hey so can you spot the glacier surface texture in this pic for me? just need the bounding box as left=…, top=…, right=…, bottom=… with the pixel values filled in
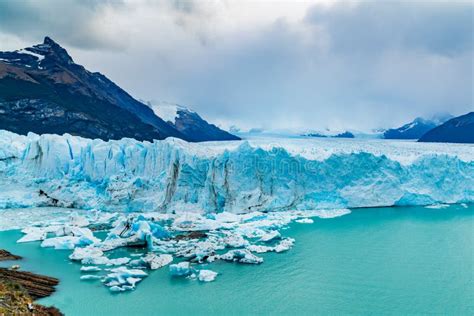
left=0, top=130, right=473, bottom=212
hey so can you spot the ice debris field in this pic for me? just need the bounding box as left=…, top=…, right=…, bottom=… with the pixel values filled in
left=0, top=130, right=473, bottom=292
left=6, top=208, right=348, bottom=291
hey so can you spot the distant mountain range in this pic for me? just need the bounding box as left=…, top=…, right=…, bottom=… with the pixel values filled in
left=418, top=112, right=474, bottom=143
left=383, top=114, right=452, bottom=140
left=232, top=127, right=382, bottom=140
left=0, top=37, right=238, bottom=142
left=146, top=101, right=240, bottom=142
left=233, top=111, right=473, bottom=144
left=302, top=131, right=354, bottom=139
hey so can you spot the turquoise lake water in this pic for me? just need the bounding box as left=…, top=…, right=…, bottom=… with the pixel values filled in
left=1, top=205, right=473, bottom=315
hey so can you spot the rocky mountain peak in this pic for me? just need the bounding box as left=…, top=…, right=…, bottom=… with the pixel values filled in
left=39, top=36, right=74, bottom=65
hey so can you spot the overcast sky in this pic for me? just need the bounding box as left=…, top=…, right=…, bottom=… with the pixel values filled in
left=0, top=0, right=472, bottom=131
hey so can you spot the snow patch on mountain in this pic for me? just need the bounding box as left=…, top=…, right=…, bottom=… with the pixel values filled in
left=16, top=48, right=45, bottom=62
left=147, top=101, right=195, bottom=124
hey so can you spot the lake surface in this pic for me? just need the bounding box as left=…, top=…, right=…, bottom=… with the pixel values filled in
left=1, top=205, right=473, bottom=315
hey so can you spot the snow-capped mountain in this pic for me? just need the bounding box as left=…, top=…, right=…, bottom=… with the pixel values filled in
left=418, top=112, right=474, bottom=144
left=383, top=114, right=452, bottom=140
left=0, top=37, right=185, bottom=141
left=146, top=101, right=240, bottom=142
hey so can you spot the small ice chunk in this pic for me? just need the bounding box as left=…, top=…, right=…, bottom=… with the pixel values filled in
left=70, top=246, right=103, bottom=261
left=80, top=266, right=102, bottom=272
left=17, top=227, right=48, bottom=243
left=81, top=256, right=110, bottom=265
left=105, top=267, right=147, bottom=291
left=142, top=253, right=173, bottom=270
left=198, top=269, right=218, bottom=282
left=259, top=230, right=281, bottom=242
left=106, top=257, right=131, bottom=266
left=41, top=236, right=79, bottom=250
left=122, top=285, right=135, bottom=291
left=295, top=218, right=314, bottom=224
left=126, top=277, right=142, bottom=287
left=105, top=280, right=121, bottom=287
left=219, top=249, right=263, bottom=264
left=41, top=232, right=98, bottom=249
left=80, top=275, right=102, bottom=280
left=425, top=204, right=450, bottom=209
left=109, top=286, right=125, bottom=292
left=169, top=262, right=193, bottom=276
left=223, top=233, right=249, bottom=248
left=274, top=238, right=295, bottom=253
left=54, top=226, right=96, bottom=240
left=109, top=267, right=148, bottom=278
left=247, top=245, right=274, bottom=253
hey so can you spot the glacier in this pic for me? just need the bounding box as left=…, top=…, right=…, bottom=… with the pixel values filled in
left=0, top=130, right=473, bottom=212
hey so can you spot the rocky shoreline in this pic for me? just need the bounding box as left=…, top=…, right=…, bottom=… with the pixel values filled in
left=0, top=249, right=22, bottom=261
left=0, top=249, right=62, bottom=315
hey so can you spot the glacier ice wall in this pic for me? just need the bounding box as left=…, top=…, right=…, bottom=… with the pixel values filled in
left=0, top=130, right=473, bottom=212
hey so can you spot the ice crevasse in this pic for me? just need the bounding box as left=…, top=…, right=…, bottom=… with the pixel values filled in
left=0, top=130, right=473, bottom=212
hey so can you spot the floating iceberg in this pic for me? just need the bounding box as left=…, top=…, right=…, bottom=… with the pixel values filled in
left=0, top=130, right=472, bottom=213
left=70, top=246, right=104, bottom=261
left=198, top=269, right=218, bottom=282
left=142, top=253, right=173, bottom=270
left=17, top=227, right=50, bottom=243
left=246, top=238, right=295, bottom=254
left=80, top=266, right=102, bottom=272
left=259, top=230, right=281, bottom=242
left=169, top=262, right=194, bottom=277
left=295, top=218, right=314, bottom=224
left=104, top=267, right=147, bottom=291
left=219, top=249, right=263, bottom=264
left=80, top=275, right=103, bottom=281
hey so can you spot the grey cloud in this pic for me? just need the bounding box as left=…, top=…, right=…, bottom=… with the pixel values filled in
left=0, top=0, right=125, bottom=49
left=305, top=1, right=473, bottom=56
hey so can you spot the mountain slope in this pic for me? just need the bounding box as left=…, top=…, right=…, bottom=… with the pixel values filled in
left=418, top=112, right=474, bottom=144
left=383, top=115, right=451, bottom=140
left=0, top=37, right=185, bottom=141
left=147, top=101, right=240, bottom=142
